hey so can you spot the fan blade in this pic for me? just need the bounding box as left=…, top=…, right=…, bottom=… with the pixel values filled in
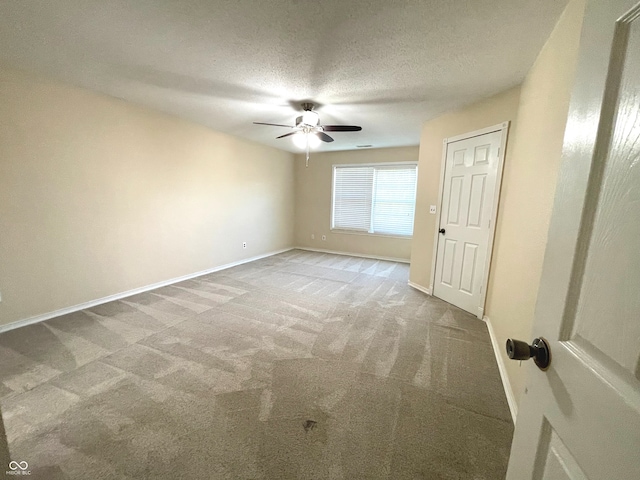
left=253, top=122, right=294, bottom=128
left=321, top=125, right=362, bottom=132
left=276, top=132, right=297, bottom=139
left=316, top=132, right=334, bottom=143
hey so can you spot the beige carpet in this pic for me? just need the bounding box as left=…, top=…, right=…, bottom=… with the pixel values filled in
left=0, top=249, right=513, bottom=479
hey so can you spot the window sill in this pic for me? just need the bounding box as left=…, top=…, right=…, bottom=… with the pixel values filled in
left=330, top=229, right=413, bottom=240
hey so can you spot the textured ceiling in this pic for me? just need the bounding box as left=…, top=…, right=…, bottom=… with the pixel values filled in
left=0, top=0, right=568, bottom=153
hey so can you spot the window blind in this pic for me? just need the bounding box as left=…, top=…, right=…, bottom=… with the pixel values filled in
left=332, top=164, right=417, bottom=236
left=372, top=166, right=417, bottom=236
left=332, top=166, right=374, bottom=232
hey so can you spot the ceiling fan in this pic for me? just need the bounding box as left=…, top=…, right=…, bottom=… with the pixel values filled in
left=254, top=102, right=362, bottom=166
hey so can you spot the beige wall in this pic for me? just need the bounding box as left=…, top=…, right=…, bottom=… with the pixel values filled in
left=409, top=0, right=585, bottom=411
left=0, top=68, right=295, bottom=327
left=294, top=147, right=419, bottom=261
left=409, top=87, right=522, bottom=288
left=485, top=0, right=585, bottom=408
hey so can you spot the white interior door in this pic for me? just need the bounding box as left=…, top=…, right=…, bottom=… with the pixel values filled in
left=507, top=0, right=640, bottom=478
left=433, top=129, right=504, bottom=317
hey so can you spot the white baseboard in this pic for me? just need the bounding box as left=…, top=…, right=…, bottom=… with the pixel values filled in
left=483, top=315, right=518, bottom=424
left=295, top=247, right=410, bottom=264
left=407, top=281, right=432, bottom=295
left=0, top=247, right=294, bottom=335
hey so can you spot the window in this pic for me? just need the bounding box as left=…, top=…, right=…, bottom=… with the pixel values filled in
left=331, top=163, right=418, bottom=236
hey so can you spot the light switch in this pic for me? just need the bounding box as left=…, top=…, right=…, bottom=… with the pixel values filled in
left=429, top=205, right=437, bottom=214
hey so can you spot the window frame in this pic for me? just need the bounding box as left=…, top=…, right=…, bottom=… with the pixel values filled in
left=330, top=161, right=418, bottom=239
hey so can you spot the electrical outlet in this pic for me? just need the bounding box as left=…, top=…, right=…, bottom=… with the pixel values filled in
left=429, top=205, right=437, bottom=214
left=321, top=235, right=326, bottom=241
left=311, top=234, right=315, bottom=240
left=242, top=242, right=247, bottom=249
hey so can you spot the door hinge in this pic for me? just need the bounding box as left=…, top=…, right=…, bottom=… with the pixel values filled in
left=497, top=147, right=501, bottom=157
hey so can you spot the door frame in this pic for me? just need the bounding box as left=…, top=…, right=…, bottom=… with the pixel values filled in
left=429, top=122, right=510, bottom=319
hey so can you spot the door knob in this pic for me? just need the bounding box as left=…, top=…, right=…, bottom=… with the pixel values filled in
left=505, top=337, right=551, bottom=370
left=439, top=228, right=446, bottom=234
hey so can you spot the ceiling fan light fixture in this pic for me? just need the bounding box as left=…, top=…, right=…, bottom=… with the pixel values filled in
left=292, top=132, right=308, bottom=149
left=292, top=131, right=321, bottom=149
left=253, top=103, right=362, bottom=166
left=301, top=110, right=319, bottom=126
left=307, top=133, right=321, bottom=148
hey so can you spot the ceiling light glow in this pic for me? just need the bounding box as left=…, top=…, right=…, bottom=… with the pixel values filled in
left=292, top=132, right=307, bottom=149
left=308, top=133, right=321, bottom=148
left=292, top=131, right=321, bottom=149
left=302, top=111, right=319, bottom=126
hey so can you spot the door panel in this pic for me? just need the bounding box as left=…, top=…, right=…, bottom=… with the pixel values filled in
left=570, top=13, right=640, bottom=375
left=473, top=144, right=491, bottom=165
left=459, top=243, right=478, bottom=294
left=433, top=130, right=504, bottom=315
left=507, top=1, right=640, bottom=478
left=447, top=176, right=464, bottom=225
left=467, top=174, right=487, bottom=228
left=537, top=423, right=588, bottom=480
left=440, top=239, right=457, bottom=286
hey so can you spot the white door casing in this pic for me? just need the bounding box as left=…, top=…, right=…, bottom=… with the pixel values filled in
left=507, top=1, right=640, bottom=479
left=433, top=125, right=507, bottom=318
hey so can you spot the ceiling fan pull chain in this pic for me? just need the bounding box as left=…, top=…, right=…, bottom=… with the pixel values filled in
left=306, top=138, right=310, bottom=167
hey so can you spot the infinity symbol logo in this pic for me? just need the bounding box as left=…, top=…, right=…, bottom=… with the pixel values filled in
left=8, top=461, right=28, bottom=471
